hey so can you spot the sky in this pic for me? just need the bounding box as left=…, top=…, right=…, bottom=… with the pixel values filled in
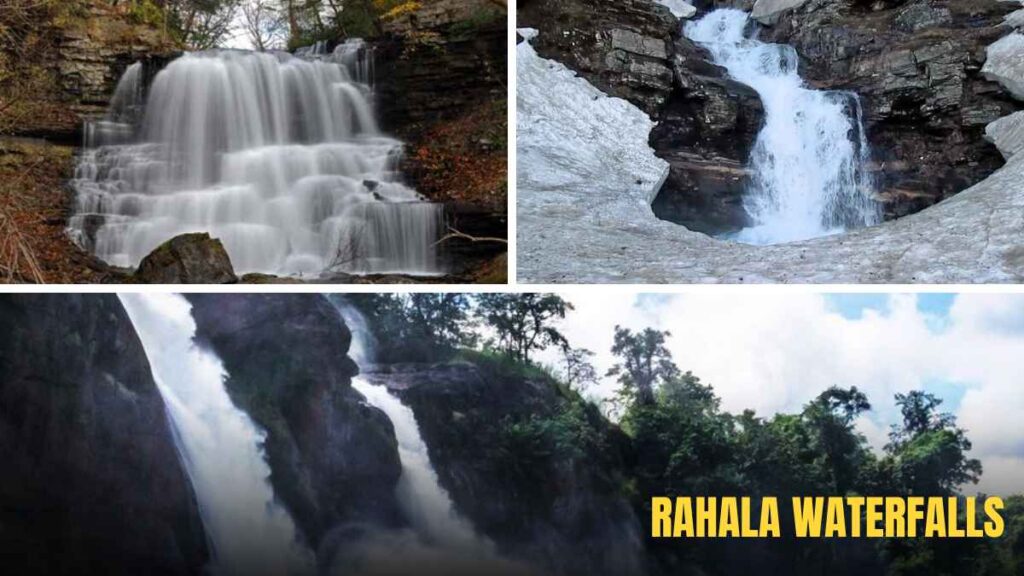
left=533, top=292, right=1024, bottom=496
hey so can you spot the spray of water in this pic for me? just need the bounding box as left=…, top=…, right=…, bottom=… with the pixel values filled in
left=331, top=299, right=493, bottom=555
left=72, top=43, right=443, bottom=277
left=120, top=293, right=314, bottom=576
left=685, top=9, right=880, bottom=245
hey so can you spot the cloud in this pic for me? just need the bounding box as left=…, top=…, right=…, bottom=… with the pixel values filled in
left=536, top=293, right=1024, bottom=496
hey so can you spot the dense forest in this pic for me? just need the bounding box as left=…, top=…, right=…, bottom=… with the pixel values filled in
left=349, top=293, right=1024, bottom=576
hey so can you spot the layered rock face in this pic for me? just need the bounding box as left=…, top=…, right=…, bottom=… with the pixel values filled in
left=518, top=0, right=679, bottom=115
left=650, top=36, right=764, bottom=234
left=184, top=295, right=403, bottom=546
left=365, top=360, right=644, bottom=576
left=0, top=1, right=175, bottom=141
left=759, top=0, right=1019, bottom=218
left=0, top=294, right=208, bottom=576
left=519, top=0, right=765, bottom=235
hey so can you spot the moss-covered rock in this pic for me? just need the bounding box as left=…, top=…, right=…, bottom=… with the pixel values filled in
left=133, top=233, right=238, bottom=284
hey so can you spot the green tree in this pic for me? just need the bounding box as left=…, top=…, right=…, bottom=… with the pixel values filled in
left=477, top=294, right=573, bottom=364
left=560, top=346, right=598, bottom=393
left=884, top=391, right=982, bottom=494
left=607, top=326, right=678, bottom=407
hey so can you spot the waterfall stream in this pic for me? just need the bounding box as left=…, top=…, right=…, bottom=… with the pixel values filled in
left=686, top=9, right=880, bottom=245
left=332, top=300, right=492, bottom=554
left=120, top=293, right=314, bottom=576
left=72, top=42, right=443, bottom=278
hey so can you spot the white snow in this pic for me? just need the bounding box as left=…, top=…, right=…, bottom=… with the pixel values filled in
left=983, top=33, right=1024, bottom=101
left=986, top=111, right=1024, bottom=161
left=655, top=0, right=697, bottom=19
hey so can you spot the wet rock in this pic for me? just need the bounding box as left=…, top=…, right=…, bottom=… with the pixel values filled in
left=185, top=295, right=404, bottom=545
left=650, top=36, right=764, bottom=235
left=133, top=233, right=238, bottom=284
left=518, top=0, right=678, bottom=115
left=0, top=294, right=209, bottom=576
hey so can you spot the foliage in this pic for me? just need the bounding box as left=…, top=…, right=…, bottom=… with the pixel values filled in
left=342, top=293, right=475, bottom=363
left=477, top=293, right=573, bottom=364
left=407, top=98, right=507, bottom=208
left=607, top=326, right=678, bottom=407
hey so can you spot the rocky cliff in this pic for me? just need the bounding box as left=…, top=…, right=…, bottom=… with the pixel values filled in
left=0, top=294, right=208, bottom=576
left=365, top=357, right=645, bottom=576
left=759, top=0, right=1019, bottom=218
left=0, top=1, right=176, bottom=141
left=184, top=294, right=404, bottom=547
left=519, top=0, right=1021, bottom=234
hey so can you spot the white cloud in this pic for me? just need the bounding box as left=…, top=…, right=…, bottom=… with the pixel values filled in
left=536, top=293, right=1024, bottom=496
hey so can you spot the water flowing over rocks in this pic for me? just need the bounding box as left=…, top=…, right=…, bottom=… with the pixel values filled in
left=518, top=17, right=1024, bottom=282
left=363, top=361, right=645, bottom=576
left=184, top=294, right=403, bottom=545
left=0, top=294, right=208, bottom=575
left=518, top=0, right=1024, bottom=282
left=758, top=0, right=1019, bottom=219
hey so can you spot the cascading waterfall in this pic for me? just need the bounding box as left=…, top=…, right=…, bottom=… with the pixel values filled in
left=120, top=293, right=315, bottom=576
left=332, top=299, right=493, bottom=555
left=71, top=41, right=443, bottom=277
left=686, top=9, right=880, bottom=245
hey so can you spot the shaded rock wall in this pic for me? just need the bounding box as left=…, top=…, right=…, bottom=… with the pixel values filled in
left=0, top=294, right=208, bottom=576
left=366, top=360, right=644, bottom=576
left=184, top=295, right=403, bottom=546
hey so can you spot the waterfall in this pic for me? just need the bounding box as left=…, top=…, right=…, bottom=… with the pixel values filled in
left=71, top=46, right=443, bottom=278
left=332, top=299, right=493, bottom=554
left=686, top=9, right=880, bottom=245
left=120, top=293, right=315, bottom=576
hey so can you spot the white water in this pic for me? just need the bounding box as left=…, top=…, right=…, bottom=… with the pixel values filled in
left=686, top=9, right=880, bottom=245
left=120, top=293, right=314, bottom=576
left=332, top=300, right=492, bottom=554
left=71, top=42, right=443, bottom=277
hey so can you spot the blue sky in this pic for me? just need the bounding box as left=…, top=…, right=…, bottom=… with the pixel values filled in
left=543, top=293, right=1024, bottom=495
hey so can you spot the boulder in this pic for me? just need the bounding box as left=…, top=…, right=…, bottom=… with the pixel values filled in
left=751, top=0, right=811, bottom=25
left=133, top=233, right=238, bottom=284
left=0, top=294, right=209, bottom=575
left=184, top=295, right=403, bottom=545
left=983, top=32, right=1024, bottom=100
